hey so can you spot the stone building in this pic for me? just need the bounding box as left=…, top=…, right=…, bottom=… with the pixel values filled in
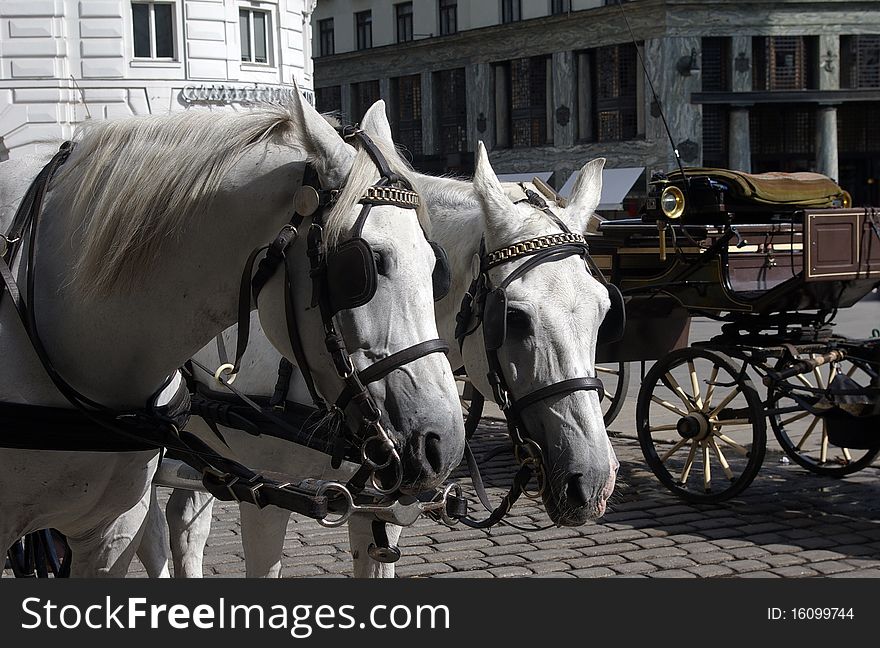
left=0, top=0, right=316, bottom=160
left=312, top=0, right=880, bottom=207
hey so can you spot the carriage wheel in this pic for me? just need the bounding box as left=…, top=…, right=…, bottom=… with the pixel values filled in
left=768, top=356, right=880, bottom=477
left=597, top=362, right=630, bottom=427
left=636, top=348, right=766, bottom=503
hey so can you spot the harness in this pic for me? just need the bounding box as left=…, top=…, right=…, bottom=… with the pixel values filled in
left=452, top=184, right=626, bottom=528
left=0, top=135, right=466, bottom=531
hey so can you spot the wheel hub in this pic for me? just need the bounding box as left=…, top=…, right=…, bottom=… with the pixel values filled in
left=677, top=413, right=710, bottom=440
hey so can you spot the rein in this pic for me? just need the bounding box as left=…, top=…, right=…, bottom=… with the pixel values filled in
left=0, top=139, right=467, bottom=533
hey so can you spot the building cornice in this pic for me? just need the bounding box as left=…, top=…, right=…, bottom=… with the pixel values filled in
left=314, top=0, right=880, bottom=87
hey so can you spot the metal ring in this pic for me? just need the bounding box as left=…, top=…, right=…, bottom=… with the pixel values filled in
left=439, top=482, right=463, bottom=527
left=315, top=481, right=355, bottom=528
left=213, top=363, right=237, bottom=385
left=370, top=456, right=403, bottom=495
left=361, top=435, right=396, bottom=471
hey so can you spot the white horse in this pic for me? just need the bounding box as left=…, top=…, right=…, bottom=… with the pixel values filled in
left=0, top=88, right=464, bottom=577
left=141, top=100, right=618, bottom=578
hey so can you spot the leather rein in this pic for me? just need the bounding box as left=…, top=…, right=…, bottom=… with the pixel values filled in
left=0, top=137, right=467, bottom=529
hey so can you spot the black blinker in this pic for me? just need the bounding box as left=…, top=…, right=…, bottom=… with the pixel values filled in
left=483, top=288, right=508, bottom=351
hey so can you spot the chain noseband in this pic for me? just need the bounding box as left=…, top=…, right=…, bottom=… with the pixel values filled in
left=453, top=192, right=609, bottom=525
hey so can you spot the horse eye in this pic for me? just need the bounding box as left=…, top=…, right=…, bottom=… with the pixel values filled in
left=373, top=251, right=386, bottom=275
left=507, top=307, right=531, bottom=333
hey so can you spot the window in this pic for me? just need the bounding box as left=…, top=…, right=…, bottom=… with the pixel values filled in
left=393, top=75, right=423, bottom=156
left=701, top=37, right=730, bottom=91
left=551, top=0, right=571, bottom=13
left=356, top=11, right=372, bottom=50
left=753, top=36, right=817, bottom=90
left=132, top=2, right=174, bottom=59
left=505, top=56, right=551, bottom=148
left=439, top=0, right=457, bottom=36
left=316, top=86, right=342, bottom=116
left=396, top=2, right=413, bottom=43
left=318, top=18, right=334, bottom=57
left=240, top=8, right=271, bottom=64
left=437, top=68, right=468, bottom=154
left=841, top=35, right=880, bottom=88
left=502, top=0, right=521, bottom=23
left=594, top=43, right=638, bottom=142
left=352, top=80, right=380, bottom=123
left=750, top=105, right=815, bottom=172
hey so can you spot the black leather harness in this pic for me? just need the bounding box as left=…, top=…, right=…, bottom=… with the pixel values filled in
left=452, top=187, right=625, bottom=529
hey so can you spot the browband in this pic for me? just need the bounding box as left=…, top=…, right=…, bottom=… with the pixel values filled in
left=486, top=232, right=588, bottom=268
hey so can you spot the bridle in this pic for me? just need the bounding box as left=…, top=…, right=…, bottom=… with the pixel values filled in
left=225, top=126, right=452, bottom=496
left=0, top=134, right=467, bottom=531
left=454, top=186, right=624, bottom=522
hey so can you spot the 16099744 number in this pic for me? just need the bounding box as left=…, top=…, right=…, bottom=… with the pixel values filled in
left=768, top=608, right=855, bottom=621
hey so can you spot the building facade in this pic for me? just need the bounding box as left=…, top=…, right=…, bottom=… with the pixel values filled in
left=312, top=0, right=880, bottom=207
left=0, top=0, right=316, bottom=159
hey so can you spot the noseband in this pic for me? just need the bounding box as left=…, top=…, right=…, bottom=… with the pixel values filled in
left=229, top=128, right=451, bottom=495
left=454, top=186, right=622, bottom=497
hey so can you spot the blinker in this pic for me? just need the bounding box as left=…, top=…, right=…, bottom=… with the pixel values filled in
left=294, top=185, right=321, bottom=217
left=483, top=288, right=508, bottom=351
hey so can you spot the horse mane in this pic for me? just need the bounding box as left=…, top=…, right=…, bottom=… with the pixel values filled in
left=50, top=104, right=304, bottom=297
left=323, top=135, right=430, bottom=248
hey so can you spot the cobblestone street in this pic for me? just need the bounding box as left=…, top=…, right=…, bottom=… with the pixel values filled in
left=132, top=418, right=880, bottom=578
left=127, top=301, right=880, bottom=578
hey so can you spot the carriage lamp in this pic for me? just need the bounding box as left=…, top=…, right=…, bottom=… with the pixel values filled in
left=842, top=190, right=852, bottom=208
left=660, top=185, right=686, bottom=219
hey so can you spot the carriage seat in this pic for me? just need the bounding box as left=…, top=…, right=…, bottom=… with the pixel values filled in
left=665, top=168, right=846, bottom=207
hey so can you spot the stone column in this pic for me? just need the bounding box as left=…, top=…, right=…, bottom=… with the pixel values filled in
left=816, top=34, right=840, bottom=180
left=421, top=71, right=436, bottom=156
left=816, top=105, right=839, bottom=180
left=552, top=51, right=576, bottom=149
left=728, top=107, right=751, bottom=172
left=466, top=62, right=494, bottom=151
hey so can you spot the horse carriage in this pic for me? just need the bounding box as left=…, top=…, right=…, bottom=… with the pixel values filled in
left=3, top=84, right=878, bottom=576
left=464, top=166, right=880, bottom=504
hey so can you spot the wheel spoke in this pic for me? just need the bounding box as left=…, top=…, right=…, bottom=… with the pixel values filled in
left=820, top=420, right=829, bottom=463
left=651, top=395, right=689, bottom=418
left=846, top=363, right=859, bottom=378
left=665, top=372, right=694, bottom=411
left=713, top=431, right=750, bottom=456
left=842, top=447, right=853, bottom=463
left=649, top=424, right=680, bottom=433
left=795, top=416, right=820, bottom=450
left=596, top=365, right=620, bottom=376
left=703, top=365, right=720, bottom=412
left=687, top=360, right=704, bottom=410
left=795, top=372, right=814, bottom=389
left=707, top=387, right=742, bottom=419
left=680, top=441, right=697, bottom=484
left=709, top=437, right=735, bottom=480
left=660, top=438, right=690, bottom=463
left=710, top=418, right=753, bottom=427
left=779, top=410, right=811, bottom=427
left=813, top=365, right=826, bottom=390
left=702, top=441, right=712, bottom=492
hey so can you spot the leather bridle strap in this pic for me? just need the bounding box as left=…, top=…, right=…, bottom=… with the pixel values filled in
left=510, top=377, right=605, bottom=418
left=335, top=338, right=450, bottom=410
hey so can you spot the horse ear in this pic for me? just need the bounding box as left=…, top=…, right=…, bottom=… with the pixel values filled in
left=359, top=100, right=394, bottom=148
left=562, top=158, right=605, bottom=232
left=288, top=78, right=354, bottom=188
left=473, top=142, right=516, bottom=228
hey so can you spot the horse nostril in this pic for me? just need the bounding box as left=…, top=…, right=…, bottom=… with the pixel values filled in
left=565, top=473, right=591, bottom=507
left=424, top=432, right=443, bottom=475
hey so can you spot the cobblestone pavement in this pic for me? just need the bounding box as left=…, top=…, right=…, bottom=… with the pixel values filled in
left=129, top=418, right=880, bottom=578
left=127, top=300, right=880, bottom=578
